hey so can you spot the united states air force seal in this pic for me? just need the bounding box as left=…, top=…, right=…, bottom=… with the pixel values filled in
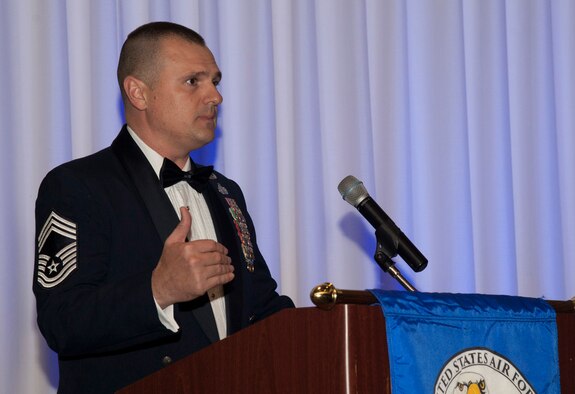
left=434, top=348, right=535, bottom=394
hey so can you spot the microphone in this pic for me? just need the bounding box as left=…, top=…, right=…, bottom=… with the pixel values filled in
left=337, top=175, right=428, bottom=272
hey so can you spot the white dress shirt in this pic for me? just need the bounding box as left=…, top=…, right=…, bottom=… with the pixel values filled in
left=127, top=127, right=227, bottom=340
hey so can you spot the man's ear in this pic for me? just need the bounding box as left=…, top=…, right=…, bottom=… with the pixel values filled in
left=123, top=76, right=148, bottom=110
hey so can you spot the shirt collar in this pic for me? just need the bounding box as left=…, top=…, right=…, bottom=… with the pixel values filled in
left=127, top=125, right=191, bottom=178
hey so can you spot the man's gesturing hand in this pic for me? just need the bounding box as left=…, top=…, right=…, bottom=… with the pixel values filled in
left=152, top=206, right=234, bottom=309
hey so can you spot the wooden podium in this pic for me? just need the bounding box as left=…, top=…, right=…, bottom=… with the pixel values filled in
left=118, top=301, right=575, bottom=393
left=118, top=305, right=390, bottom=393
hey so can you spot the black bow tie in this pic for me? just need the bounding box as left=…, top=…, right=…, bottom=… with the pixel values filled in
left=160, top=158, right=213, bottom=193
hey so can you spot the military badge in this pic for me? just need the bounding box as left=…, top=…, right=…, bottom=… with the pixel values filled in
left=37, top=211, right=78, bottom=288
left=217, top=183, right=228, bottom=195
left=225, top=197, right=255, bottom=272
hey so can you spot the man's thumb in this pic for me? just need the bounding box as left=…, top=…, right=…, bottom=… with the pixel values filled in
left=167, top=206, right=191, bottom=243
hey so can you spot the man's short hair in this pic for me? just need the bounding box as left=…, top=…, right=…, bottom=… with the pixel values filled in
left=117, top=21, right=206, bottom=101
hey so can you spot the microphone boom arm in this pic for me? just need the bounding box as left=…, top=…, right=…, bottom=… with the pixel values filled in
left=374, top=226, right=418, bottom=292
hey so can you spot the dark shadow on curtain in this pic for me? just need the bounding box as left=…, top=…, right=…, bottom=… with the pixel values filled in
left=37, top=333, right=59, bottom=389
left=339, top=212, right=410, bottom=291
left=117, top=95, right=125, bottom=124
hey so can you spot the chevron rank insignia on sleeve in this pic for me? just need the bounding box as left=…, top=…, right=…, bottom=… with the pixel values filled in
left=37, top=211, right=78, bottom=289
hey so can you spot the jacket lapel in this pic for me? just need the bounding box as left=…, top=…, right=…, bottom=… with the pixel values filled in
left=111, top=126, right=220, bottom=344
left=111, top=126, right=179, bottom=242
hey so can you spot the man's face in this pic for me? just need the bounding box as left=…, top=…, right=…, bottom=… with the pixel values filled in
left=145, top=36, right=223, bottom=153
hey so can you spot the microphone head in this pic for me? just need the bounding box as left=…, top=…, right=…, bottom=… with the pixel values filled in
left=337, top=175, right=369, bottom=207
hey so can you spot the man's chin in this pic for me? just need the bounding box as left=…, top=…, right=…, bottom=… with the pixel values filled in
left=189, top=130, right=216, bottom=150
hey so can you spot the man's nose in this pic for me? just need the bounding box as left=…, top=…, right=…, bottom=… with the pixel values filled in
left=205, top=86, right=223, bottom=105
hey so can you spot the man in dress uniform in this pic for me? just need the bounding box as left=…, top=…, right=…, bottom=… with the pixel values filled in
left=34, top=21, right=294, bottom=393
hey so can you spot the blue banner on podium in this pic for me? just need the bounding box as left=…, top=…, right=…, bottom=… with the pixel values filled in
left=369, top=290, right=560, bottom=394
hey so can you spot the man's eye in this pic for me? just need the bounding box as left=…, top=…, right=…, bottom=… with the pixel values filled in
left=186, top=78, right=198, bottom=86
left=213, top=79, right=221, bottom=87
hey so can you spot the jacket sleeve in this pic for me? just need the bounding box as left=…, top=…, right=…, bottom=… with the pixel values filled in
left=34, top=166, right=175, bottom=357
